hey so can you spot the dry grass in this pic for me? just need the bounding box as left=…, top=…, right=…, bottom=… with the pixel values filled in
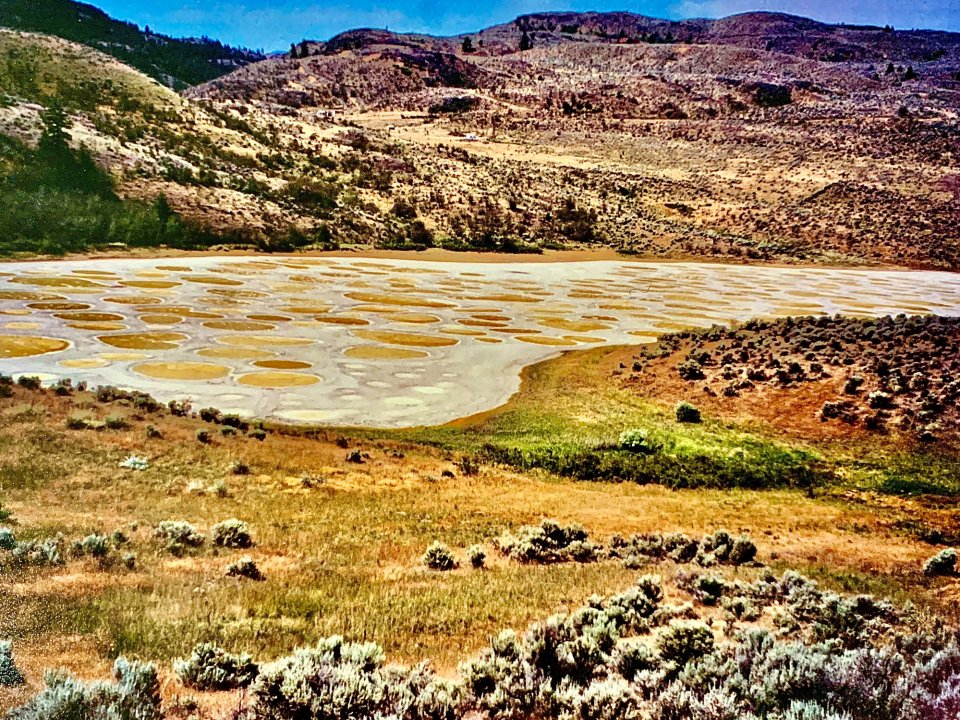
left=1, top=347, right=957, bottom=714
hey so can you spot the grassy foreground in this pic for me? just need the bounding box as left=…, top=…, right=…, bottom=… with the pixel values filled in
left=1, top=340, right=958, bottom=710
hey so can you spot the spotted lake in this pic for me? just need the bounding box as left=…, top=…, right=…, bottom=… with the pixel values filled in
left=1, top=256, right=959, bottom=427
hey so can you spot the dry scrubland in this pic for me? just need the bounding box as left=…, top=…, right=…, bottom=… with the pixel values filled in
left=1, top=320, right=960, bottom=716
left=2, top=5, right=960, bottom=718
left=0, top=10, right=958, bottom=265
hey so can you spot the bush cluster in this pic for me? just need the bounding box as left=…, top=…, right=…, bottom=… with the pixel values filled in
left=8, top=658, right=162, bottom=720
left=226, top=556, right=265, bottom=581
left=423, top=542, right=458, bottom=571
left=10, top=568, right=960, bottom=720
left=492, top=525, right=757, bottom=571
left=3, top=532, right=65, bottom=568
left=211, top=519, right=253, bottom=549
left=923, top=547, right=957, bottom=576
left=638, top=315, right=960, bottom=442
left=154, top=520, right=205, bottom=556
left=247, top=636, right=464, bottom=720
left=0, top=640, right=24, bottom=686
left=496, top=519, right=601, bottom=564
left=174, top=642, right=258, bottom=690
left=69, top=531, right=133, bottom=568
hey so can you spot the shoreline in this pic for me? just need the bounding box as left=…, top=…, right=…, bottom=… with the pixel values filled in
left=0, top=246, right=937, bottom=274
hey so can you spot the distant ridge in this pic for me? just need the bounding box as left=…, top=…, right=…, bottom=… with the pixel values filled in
left=0, top=0, right=263, bottom=88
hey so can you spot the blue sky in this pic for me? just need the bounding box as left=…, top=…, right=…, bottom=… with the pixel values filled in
left=93, top=0, right=960, bottom=51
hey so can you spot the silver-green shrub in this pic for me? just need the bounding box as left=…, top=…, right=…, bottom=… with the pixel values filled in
left=174, top=642, right=258, bottom=690
left=11, top=535, right=65, bottom=567
left=496, top=519, right=599, bottom=564
left=923, top=547, right=957, bottom=576
left=0, top=640, right=24, bottom=686
left=247, top=636, right=464, bottom=720
left=154, top=520, right=204, bottom=555
left=7, top=657, right=161, bottom=720
left=211, top=519, right=253, bottom=549
left=0, top=527, right=14, bottom=551
left=422, top=542, right=457, bottom=571
left=225, top=556, right=264, bottom=581
left=656, top=621, right=715, bottom=668
left=467, top=545, right=486, bottom=569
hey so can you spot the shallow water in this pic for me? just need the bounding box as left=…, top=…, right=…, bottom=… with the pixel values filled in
left=2, top=256, right=960, bottom=427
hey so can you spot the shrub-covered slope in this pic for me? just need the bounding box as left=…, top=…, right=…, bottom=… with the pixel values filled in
left=623, top=315, right=960, bottom=443
left=0, top=0, right=262, bottom=89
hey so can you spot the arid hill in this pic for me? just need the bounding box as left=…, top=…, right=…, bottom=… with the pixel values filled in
left=1, top=8, right=958, bottom=267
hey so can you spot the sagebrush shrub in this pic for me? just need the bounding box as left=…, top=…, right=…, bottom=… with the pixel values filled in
left=613, top=639, right=659, bottom=680
left=174, top=642, right=258, bottom=690
left=11, top=535, right=64, bottom=567
left=729, top=535, right=758, bottom=565
left=226, top=556, right=264, bottom=581
left=79, top=533, right=110, bottom=558
left=618, top=428, right=657, bottom=454
left=155, top=520, right=204, bottom=555
left=0, top=640, right=24, bottom=686
left=656, top=620, right=714, bottom=667
left=423, top=542, right=458, bottom=571
left=496, top=519, right=598, bottom=564
left=675, top=401, right=702, bottom=424
left=556, top=675, right=644, bottom=720
left=8, top=657, right=161, bottom=720
left=0, top=527, right=15, bottom=551
left=923, top=547, right=957, bottom=576
left=467, top=545, right=486, bottom=569
left=212, top=519, right=253, bottom=549
left=248, top=636, right=464, bottom=720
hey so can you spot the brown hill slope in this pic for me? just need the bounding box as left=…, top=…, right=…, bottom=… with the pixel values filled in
left=4, top=11, right=957, bottom=268
left=178, top=11, right=960, bottom=268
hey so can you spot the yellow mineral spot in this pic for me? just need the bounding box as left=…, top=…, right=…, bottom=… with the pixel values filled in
left=68, top=322, right=127, bottom=331
left=563, top=335, right=606, bottom=344
left=343, top=346, right=429, bottom=360
left=352, top=329, right=458, bottom=348
left=514, top=335, right=578, bottom=346
left=216, top=335, right=313, bottom=348
left=0, top=291, right=65, bottom=301
left=203, top=320, right=278, bottom=332
left=344, top=292, right=455, bottom=309
left=28, top=302, right=91, bottom=311
left=313, top=316, right=371, bottom=326
left=118, top=280, right=182, bottom=289
left=248, top=314, right=291, bottom=322
left=54, top=312, right=125, bottom=322
left=254, top=360, right=312, bottom=370
left=10, top=276, right=105, bottom=288
left=60, top=358, right=111, bottom=369
left=379, top=312, right=441, bottom=324
left=105, top=296, right=164, bottom=305
left=183, top=275, right=244, bottom=286
left=238, top=372, right=320, bottom=388
left=140, top=314, right=184, bottom=325
left=134, top=361, right=231, bottom=381
left=208, top=288, right=268, bottom=298
left=98, top=332, right=188, bottom=350
left=0, top=335, right=69, bottom=358
left=538, top=318, right=611, bottom=333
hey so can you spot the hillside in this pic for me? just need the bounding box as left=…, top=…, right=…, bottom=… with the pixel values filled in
left=0, top=8, right=958, bottom=268
left=0, top=0, right=263, bottom=89
left=621, top=315, right=960, bottom=445
left=185, top=11, right=960, bottom=268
